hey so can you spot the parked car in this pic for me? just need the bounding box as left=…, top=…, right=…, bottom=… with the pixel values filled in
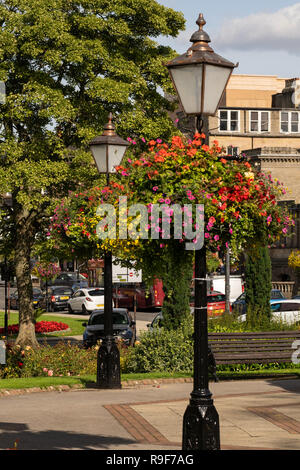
left=190, top=291, right=231, bottom=317
left=238, top=299, right=300, bottom=325
left=270, top=299, right=300, bottom=324
left=232, top=289, right=286, bottom=314
left=82, top=308, right=136, bottom=348
left=67, top=287, right=105, bottom=314
left=147, top=311, right=163, bottom=331
left=40, top=286, right=74, bottom=312
left=42, top=272, right=88, bottom=290
left=9, top=287, right=45, bottom=310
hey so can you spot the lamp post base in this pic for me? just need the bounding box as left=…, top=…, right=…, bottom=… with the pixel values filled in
left=96, top=336, right=121, bottom=389
left=182, top=395, right=220, bottom=450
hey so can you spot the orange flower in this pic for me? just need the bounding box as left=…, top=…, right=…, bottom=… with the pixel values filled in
left=171, top=136, right=184, bottom=149
left=187, top=148, right=197, bottom=157
left=220, top=158, right=227, bottom=164
left=154, top=155, right=165, bottom=163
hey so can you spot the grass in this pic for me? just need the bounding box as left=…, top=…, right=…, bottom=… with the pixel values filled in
left=1, top=369, right=300, bottom=391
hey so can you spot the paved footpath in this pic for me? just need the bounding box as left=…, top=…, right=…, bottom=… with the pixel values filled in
left=1, top=377, right=300, bottom=450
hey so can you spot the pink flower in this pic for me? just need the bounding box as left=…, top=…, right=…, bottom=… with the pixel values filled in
left=141, top=137, right=146, bottom=143
left=48, top=370, right=53, bottom=377
left=214, top=235, right=219, bottom=241
left=152, top=186, right=158, bottom=192
left=229, top=228, right=233, bottom=234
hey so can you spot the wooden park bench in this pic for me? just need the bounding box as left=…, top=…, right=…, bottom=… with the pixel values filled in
left=207, top=331, right=300, bottom=381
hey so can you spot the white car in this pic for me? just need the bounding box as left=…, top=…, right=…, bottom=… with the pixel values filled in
left=239, top=299, right=300, bottom=325
left=67, top=288, right=105, bottom=314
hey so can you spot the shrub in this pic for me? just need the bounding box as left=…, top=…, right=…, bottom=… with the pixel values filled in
left=124, top=315, right=194, bottom=373
left=0, top=340, right=131, bottom=379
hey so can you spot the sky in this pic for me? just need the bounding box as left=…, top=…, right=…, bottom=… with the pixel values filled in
left=156, top=0, right=300, bottom=78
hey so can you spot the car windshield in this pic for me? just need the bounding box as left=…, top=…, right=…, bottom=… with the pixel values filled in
left=90, top=312, right=129, bottom=326
left=33, top=288, right=42, bottom=295
left=208, top=294, right=225, bottom=302
left=88, top=289, right=104, bottom=296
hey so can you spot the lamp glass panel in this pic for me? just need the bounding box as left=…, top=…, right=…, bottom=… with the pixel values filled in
left=203, top=64, right=232, bottom=115
left=169, top=64, right=203, bottom=114
left=90, top=144, right=107, bottom=173
left=108, top=145, right=127, bottom=173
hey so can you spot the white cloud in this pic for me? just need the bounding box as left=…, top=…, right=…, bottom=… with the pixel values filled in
left=214, top=3, right=300, bottom=55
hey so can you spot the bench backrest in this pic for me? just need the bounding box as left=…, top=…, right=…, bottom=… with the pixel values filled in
left=208, top=331, right=300, bottom=365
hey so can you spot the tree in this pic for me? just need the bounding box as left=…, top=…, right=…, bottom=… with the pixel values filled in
left=288, top=250, right=300, bottom=297
left=245, top=246, right=272, bottom=323
left=47, top=134, right=294, bottom=328
left=0, top=0, right=185, bottom=347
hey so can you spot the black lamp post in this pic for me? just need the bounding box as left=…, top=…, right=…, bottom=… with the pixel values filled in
left=89, top=113, right=129, bottom=388
left=166, top=13, right=237, bottom=450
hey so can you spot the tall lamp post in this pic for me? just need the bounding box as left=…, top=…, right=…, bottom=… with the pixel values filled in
left=89, top=113, right=129, bottom=389
left=166, top=13, right=237, bottom=450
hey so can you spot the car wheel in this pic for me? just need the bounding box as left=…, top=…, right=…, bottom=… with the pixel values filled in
left=68, top=304, right=74, bottom=314
left=82, top=305, right=88, bottom=315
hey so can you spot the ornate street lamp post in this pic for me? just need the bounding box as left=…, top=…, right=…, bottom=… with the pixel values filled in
left=166, top=13, right=237, bottom=450
left=89, top=113, right=129, bottom=388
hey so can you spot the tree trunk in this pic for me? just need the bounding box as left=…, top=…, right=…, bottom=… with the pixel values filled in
left=14, top=206, right=39, bottom=349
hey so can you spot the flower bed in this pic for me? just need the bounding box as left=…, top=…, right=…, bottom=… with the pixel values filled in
left=0, top=321, right=69, bottom=335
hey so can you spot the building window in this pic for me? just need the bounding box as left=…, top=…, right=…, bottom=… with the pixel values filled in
left=280, top=111, right=300, bottom=133
left=249, top=111, right=270, bottom=132
left=219, top=110, right=240, bottom=132
left=227, top=146, right=239, bottom=157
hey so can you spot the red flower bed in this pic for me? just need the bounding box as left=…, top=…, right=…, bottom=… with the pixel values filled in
left=0, top=321, right=69, bottom=335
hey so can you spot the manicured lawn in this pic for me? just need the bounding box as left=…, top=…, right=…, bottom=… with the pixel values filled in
left=1, top=369, right=300, bottom=391
left=0, top=311, right=86, bottom=337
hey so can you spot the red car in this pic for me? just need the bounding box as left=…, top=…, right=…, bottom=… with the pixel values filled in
left=190, top=291, right=231, bottom=317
